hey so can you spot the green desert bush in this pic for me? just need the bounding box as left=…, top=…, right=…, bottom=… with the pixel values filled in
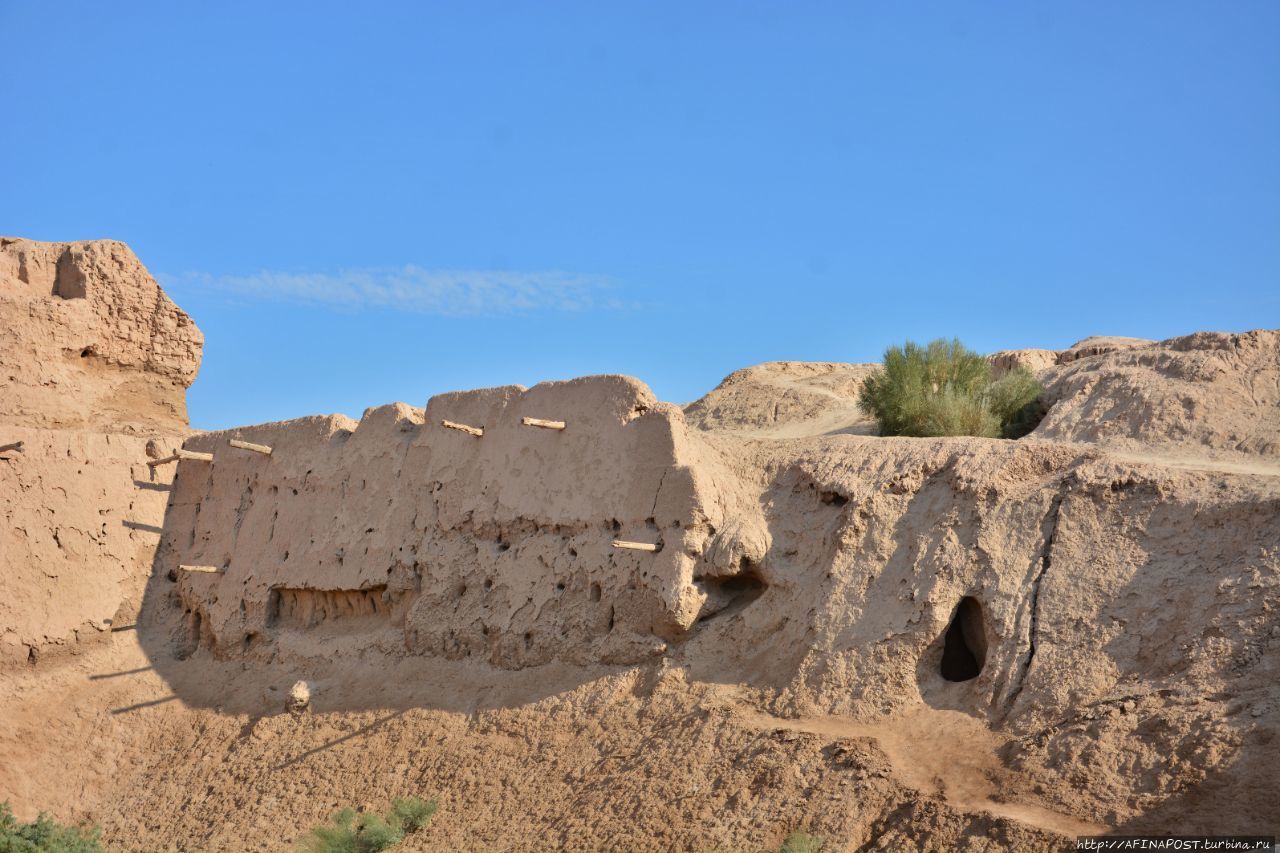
left=298, top=798, right=437, bottom=853
left=779, top=829, right=824, bottom=853
left=985, top=363, right=1047, bottom=438
left=0, top=802, right=103, bottom=853
left=858, top=338, right=1043, bottom=439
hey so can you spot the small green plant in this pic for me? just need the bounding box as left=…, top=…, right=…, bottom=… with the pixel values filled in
left=779, top=829, right=824, bottom=853
left=386, top=797, right=437, bottom=833
left=298, top=797, right=437, bottom=853
left=858, top=338, right=1044, bottom=439
left=0, top=801, right=103, bottom=853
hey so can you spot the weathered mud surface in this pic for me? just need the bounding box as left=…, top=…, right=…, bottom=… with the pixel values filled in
left=1, top=238, right=1276, bottom=850
left=1, top=237, right=199, bottom=666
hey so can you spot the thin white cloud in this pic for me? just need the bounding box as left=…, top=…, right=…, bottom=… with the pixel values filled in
left=162, top=265, right=618, bottom=315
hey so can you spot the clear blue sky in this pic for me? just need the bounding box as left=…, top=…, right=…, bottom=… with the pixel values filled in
left=3, top=2, right=1277, bottom=430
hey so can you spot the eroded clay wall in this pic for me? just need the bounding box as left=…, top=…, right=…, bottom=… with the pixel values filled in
left=0, top=430, right=179, bottom=664
left=0, top=237, right=202, bottom=433
left=151, top=376, right=769, bottom=671
left=0, top=237, right=202, bottom=666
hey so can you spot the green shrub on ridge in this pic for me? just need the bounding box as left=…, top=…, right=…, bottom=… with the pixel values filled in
left=0, top=801, right=103, bottom=853
left=779, top=829, right=824, bottom=853
left=858, top=338, right=1044, bottom=439
left=298, top=797, right=437, bottom=853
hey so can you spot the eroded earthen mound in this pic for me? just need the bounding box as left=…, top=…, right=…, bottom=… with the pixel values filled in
left=1035, top=330, right=1280, bottom=461
left=683, top=360, right=879, bottom=438
left=1, top=238, right=1276, bottom=851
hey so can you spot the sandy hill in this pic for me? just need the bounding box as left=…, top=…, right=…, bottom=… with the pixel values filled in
left=1, top=238, right=1276, bottom=851
left=683, top=361, right=880, bottom=438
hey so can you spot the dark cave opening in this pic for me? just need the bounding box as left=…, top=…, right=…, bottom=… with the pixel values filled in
left=940, top=596, right=987, bottom=682
left=693, top=564, right=767, bottom=625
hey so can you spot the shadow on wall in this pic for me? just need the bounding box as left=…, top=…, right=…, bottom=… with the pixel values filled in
left=132, top=506, right=813, bottom=719
left=1107, top=496, right=1279, bottom=829
left=999, top=481, right=1280, bottom=830
left=132, top=555, right=804, bottom=719
left=134, top=547, right=651, bottom=717
left=1112, top=749, right=1277, bottom=836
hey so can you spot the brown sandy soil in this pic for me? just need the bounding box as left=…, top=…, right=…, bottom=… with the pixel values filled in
left=732, top=704, right=1106, bottom=838
left=0, top=631, right=1083, bottom=851
left=2, top=238, right=1277, bottom=851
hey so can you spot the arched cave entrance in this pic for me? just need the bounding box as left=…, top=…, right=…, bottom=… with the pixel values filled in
left=940, top=597, right=987, bottom=682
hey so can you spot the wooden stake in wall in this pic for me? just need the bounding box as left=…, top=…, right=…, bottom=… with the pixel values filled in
left=178, top=564, right=222, bottom=574
left=612, top=539, right=660, bottom=552
left=150, top=447, right=214, bottom=466
left=522, top=416, right=566, bottom=431
left=441, top=419, right=483, bottom=437
left=229, top=438, right=273, bottom=455
left=0, top=441, right=24, bottom=454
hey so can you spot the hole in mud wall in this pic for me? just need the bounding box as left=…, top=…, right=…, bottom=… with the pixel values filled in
left=694, top=563, right=767, bottom=625
left=173, top=609, right=202, bottom=661
left=55, top=250, right=88, bottom=299
left=267, top=586, right=406, bottom=631
left=266, top=589, right=281, bottom=627
left=940, top=597, right=987, bottom=682
left=819, top=489, right=848, bottom=507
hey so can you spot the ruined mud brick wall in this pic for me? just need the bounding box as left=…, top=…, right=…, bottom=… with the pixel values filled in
left=153, top=376, right=770, bottom=670
left=0, top=238, right=202, bottom=665
left=0, top=237, right=200, bottom=432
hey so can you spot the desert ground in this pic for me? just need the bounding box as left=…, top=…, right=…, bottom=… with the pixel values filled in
left=1, top=237, right=1277, bottom=850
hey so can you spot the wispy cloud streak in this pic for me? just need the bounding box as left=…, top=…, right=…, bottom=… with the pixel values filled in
left=162, top=265, right=616, bottom=316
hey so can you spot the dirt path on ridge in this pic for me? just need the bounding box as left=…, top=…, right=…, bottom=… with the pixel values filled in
left=734, top=703, right=1106, bottom=840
